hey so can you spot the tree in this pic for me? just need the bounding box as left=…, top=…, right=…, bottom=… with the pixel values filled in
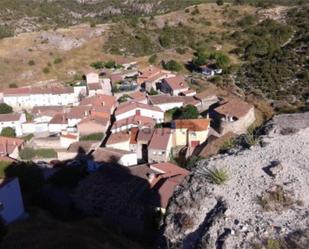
left=148, top=54, right=157, bottom=64
left=0, top=103, right=13, bottom=114
left=192, top=50, right=209, bottom=67
left=90, top=61, right=104, bottom=69
left=179, top=105, right=199, bottom=119
left=234, top=0, right=245, bottom=5
left=104, top=60, right=116, bottom=69
left=163, top=60, right=183, bottom=72
left=0, top=127, right=16, bottom=137
left=216, top=0, right=224, bottom=6
left=148, top=87, right=158, bottom=95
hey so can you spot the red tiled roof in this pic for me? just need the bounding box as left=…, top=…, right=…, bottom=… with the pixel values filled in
left=148, top=162, right=189, bottom=208
left=0, top=136, right=24, bottom=156
left=0, top=113, right=22, bottom=122
left=112, top=115, right=155, bottom=130
left=92, top=147, right=133, bottom=164
left=67, top=106, right=91, bottom=119
left=80, top=94, right=117, bottom=109
left=164, top=76, right=188, bottom=90
left=79, top=114, right=109, bottom=126
left=49, top=113, right=68, bottom=124
left=151, top=162, right=189, bottom=176
left=110, top=74, right=123, bottom=84
left=173, top=119, right=210, bottom=132
left=214, top=98, right=253, bottom=119
left=106, top=132, right=131, bottom=145
left=115, top=102, right=162, bottom=116
left=32, top=106, right=64, bottom=116
left=130, top=128, right=139, bottom=145
left=88, top=83, right=102, bottom=90
left=4, top=86, right=74, bottom=96
left=148, top=95, right=200, bottom=106
left=148, top=128, right=172, bottom=150
left=137, top=128, right=154, bottom=143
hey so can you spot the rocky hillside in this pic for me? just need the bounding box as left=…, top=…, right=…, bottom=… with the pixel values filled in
left=161, top=112, right=309, bottom=249
left=0, top=0, right=207, bottom=35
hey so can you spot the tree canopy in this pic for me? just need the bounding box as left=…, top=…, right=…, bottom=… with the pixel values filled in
left=0, top=103, right=13, bottom=114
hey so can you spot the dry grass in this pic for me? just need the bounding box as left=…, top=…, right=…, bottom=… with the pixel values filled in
left=0, top=3, right=259, bottom=88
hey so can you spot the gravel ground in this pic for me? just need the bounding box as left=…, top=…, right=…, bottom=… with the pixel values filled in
left=163, top=113, right=309, bottom=248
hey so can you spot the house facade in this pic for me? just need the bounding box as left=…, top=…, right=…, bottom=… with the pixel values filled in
left=172, top=119, right=210, bottom=148
left=213, top=99, right=255, bottom=135
left=161, top=76, right=190, bottom=96
left=0, top=113, right=26, bottom=137
left=3, top=86, right=78, bottom=109
left=148, top=128, right=173, bottom=163
left=115, top=102, right=164, bottom=123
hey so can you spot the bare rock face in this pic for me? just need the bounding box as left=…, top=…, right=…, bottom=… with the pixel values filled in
left=161, top=113, right=309, bottom=249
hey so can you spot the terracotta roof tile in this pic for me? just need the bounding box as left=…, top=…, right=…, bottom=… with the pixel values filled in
left=106, top=132, right=131, bottom=145
left=0, top=113, right=22, bottom=122
left=148, top=128, right=172, bottom=150
left=92, top=147, right=133, bottom=164
left=115, top=102, right=162, bottom=116
left=173, top=119, right=210, bottom=131
left=0, top=136, right=24, bottom=155
left=164, top=76, right=188, bottom=90
left=214, top=99, right=253, bottom=119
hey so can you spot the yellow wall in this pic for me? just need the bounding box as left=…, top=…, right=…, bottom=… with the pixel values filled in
left=188, top=130, right=209, bottom=145
left=174, top=128, right=187, bottom=147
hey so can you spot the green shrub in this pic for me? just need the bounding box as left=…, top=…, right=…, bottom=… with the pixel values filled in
left=176, top=105, right=199, bottom=120
left=163, top=60, right=183, bottom=72
left=216, top=0, right=224, bottom=6
left=200, top=167, right=230, bottom=185
left=80, top=133, right=104, bottom=141
left=19, top=147, right=36, bottom=160
left=9, top=83, right=18, bottom=88
left=266, top=239, right=281, bottom=249
left=53, top=57, right=62, bottom=64
left=43, top=67, right=50, bottom=74
left=35, top=149, right=57, bottom=158
left=0, top=103, right=13, bottom=114
left=148, top=54, right=157, bottom=64
left=90, top=61, right=104, bottom=69
left=0, top=25, right=13, bottom=39
left=28, top=60, right=35, bottom=66
left=0, top=127, right=16, bottom=137
left=148, top=87, right=158, bottom=95
left=220, top=138, right=235, bottom=153
left=104, top=60, right=116, bottom=69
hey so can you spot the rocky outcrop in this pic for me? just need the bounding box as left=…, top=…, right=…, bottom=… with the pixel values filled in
left=161, top=113, right=309, bottom=249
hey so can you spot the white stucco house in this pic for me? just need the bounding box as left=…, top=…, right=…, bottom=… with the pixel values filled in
left=86, top=72, right=99, bottom=84
left=0, top=113, right=26, bottom=137
left=0, top=178, right=25, bottom=224
left=115, top=102, right=164, bottom=123
left=3, top=86, right=78, bottom=109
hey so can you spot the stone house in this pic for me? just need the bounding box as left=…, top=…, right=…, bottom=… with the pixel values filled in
left=213, top=99, right=255, bottom=135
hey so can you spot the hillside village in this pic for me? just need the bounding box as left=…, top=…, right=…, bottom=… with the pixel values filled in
left=0, top=55, right=258, bottom=228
